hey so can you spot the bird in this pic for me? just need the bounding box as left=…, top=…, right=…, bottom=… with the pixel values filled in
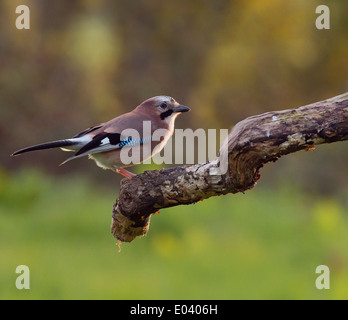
left=11, top=96, right=190, bottom=178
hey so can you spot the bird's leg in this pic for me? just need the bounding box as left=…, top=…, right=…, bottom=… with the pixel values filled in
left=113, top=167, right=136, bottom=179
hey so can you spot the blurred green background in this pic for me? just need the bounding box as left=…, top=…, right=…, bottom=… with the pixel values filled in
left=0, top=0, right=348, bottom=299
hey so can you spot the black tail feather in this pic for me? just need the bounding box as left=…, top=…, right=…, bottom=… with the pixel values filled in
left=11, top=140, right=77, bottom=156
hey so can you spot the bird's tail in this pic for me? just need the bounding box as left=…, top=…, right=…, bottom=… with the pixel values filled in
left=11, top=139, right=78, bottom=156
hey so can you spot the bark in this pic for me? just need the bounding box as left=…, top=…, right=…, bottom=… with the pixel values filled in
left=111, top=92, right=348, bottom=242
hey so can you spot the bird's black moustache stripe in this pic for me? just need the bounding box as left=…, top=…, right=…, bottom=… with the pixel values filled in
left=160, top=109, right=173, bottom=120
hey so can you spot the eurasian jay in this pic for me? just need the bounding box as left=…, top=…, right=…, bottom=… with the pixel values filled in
left=11, top=96, right=190, bottom=178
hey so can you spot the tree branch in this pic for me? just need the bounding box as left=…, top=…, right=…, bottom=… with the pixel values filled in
left=111, top=92, right=348, bottom=242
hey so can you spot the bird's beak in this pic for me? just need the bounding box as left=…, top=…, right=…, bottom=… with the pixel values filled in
left=173, top=105, right=190, bottom=113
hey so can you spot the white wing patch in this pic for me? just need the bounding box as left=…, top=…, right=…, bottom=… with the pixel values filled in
left=100, top=137, right=110, bottom=146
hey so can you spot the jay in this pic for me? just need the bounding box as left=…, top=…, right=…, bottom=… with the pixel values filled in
left=11, top=96, right=190, bottom=178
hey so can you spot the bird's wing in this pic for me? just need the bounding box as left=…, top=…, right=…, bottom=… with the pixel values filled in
left=72, top=124, right=104, bottom=138
left=75, top=132, right=127, bottom=156
left=61, top=113, right=154, bottom=165
left=60, top=131, right=146, bottom=165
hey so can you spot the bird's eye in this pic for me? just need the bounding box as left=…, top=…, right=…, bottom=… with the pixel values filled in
left=160, top=102, right=167, bottom=109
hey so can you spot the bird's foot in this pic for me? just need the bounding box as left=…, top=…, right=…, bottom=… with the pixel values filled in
left=114, top=167, right=136, bottom=179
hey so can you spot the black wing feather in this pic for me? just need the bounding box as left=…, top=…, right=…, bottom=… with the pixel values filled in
left=75, top=132, right=122, bottom=156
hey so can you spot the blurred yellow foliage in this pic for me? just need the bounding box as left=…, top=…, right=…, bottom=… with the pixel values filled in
left=313, top=199, right=343, bottom=236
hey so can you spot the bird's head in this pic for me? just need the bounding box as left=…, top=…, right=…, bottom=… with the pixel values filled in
left=136, top=96, right=190, bottom=123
